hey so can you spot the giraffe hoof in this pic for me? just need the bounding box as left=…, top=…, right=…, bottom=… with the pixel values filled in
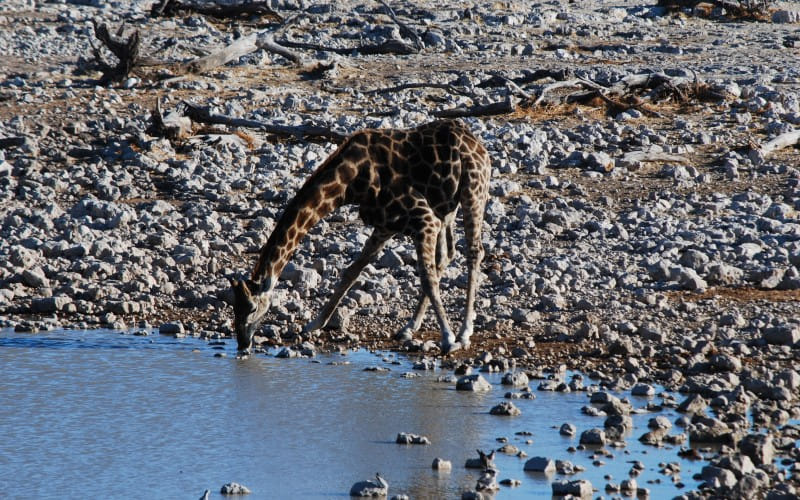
left=441, top=341, right=463, bottom=355
left=394, top=330, right=413, bottom=342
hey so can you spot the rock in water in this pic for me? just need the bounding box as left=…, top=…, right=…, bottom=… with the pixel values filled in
left=552, top=479, right=593, bottom=497
left=432, top=457, right=452, bottom=470
left=350, top=473, right=388, bottom=497
left=220, top=482, right=251, bottom=495
left=456, top=374, right=492, bottom=391
left=524, top=456, right=556, bottom=473
left=489, top=401, right=521, bottom=416
left=395, top=432, right=430, bottom=444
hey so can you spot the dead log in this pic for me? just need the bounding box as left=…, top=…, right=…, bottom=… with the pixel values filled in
left=364, top=82, right=476, bottom=99
left=179, top=30, right=302, bottom=74
left=749, top=129, right=800, bottom=165
left=617, top=150, right=688, bottom=170
left=477, top=68, right=573, bottom=89
left=377, top=0, right=423, bottom=50
left=151, top=0, right=283, bottom=22
left=91, top=21, right=140, bottom=82
left=433, top=96, right=516, bottom=119
left=278, top=38, right=417, bottom=56
left=532, top=79, right=588, bottom=106
left=182, top=102, right=346, bottom=142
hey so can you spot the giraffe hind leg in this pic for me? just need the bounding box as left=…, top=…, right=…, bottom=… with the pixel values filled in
left=456, top=156, right=489, bottom=349
left=303, top=230, right=393, bottom=336
left=394, top=212, right=456, bottom=342
left=413, top=214, right=463, bottom=354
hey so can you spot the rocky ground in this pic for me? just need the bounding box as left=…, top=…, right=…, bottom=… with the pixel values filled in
left=1, top=0, right=799, bottom=498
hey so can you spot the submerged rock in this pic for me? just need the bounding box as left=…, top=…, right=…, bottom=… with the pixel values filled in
left=489, top=401, right=521, bottom=416
left=395, top=432, right=430, bottom=445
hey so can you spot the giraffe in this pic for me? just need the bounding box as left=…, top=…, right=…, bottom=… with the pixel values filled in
left=231, top=119, right=490, bottom=355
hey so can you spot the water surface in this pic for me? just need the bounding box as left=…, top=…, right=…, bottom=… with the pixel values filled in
left=0, top=329, right=708, bottom=499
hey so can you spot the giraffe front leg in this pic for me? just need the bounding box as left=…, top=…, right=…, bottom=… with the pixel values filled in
left=394, top=294, right=429, bottom=341
left=302, top=230, right=392, bottom=336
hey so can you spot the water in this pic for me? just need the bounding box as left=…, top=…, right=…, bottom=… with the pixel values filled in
left=0, top=329, right=708, bottom=499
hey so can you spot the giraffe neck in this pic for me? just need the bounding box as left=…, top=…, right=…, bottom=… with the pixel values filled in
left=250, top=139, right=359, bottom=288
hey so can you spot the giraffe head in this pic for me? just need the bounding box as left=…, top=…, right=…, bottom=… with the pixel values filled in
left=231, top=279, right=272, bottom=352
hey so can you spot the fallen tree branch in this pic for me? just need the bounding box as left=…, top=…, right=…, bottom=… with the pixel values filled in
left=182, top=102, right=347, bottom=142
left=749, top=129, right=800, bottom=165
left=433, top=96, right=516, bottom=118
left=617, top=150, right=688, bottom=169
left=576, top=79, right=665, bottom=118
left=364, top=81, right=476, bottom=98
left=377, top=0, right=423, bottom=50
left=532, top=79, right=587, bottom=106
left=277, top=38, right=417, bottom=56
left=151, top=0, right=283, bottom=22
left=178, top=30, right=302, bottom=74
left=477, top=68, right=573, bottom=88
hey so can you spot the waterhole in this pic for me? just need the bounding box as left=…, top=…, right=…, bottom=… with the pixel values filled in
left=0, top=329, right=709, bottom=499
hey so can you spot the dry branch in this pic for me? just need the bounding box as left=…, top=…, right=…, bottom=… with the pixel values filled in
left=433, top=96, right=516, bottom=118
left=278, top=38, right=417, bottom=56
left=182, top=102, right=346, bottom=142
left=749, top=129, right=800, bottom=165
left=377, top=0, right=423, bottom=50
left=178, top=30, right=302, bottom=74
left=364, top=82, right=476, bottom=98
left=478, top=69, right=573, bottom=88
left=617, top=150, right=688, bottom=169
left=532, top=79, right=587, bottom=106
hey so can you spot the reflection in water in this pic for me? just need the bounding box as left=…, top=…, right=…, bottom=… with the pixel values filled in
left=0, top=329, right=709, bottom=499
